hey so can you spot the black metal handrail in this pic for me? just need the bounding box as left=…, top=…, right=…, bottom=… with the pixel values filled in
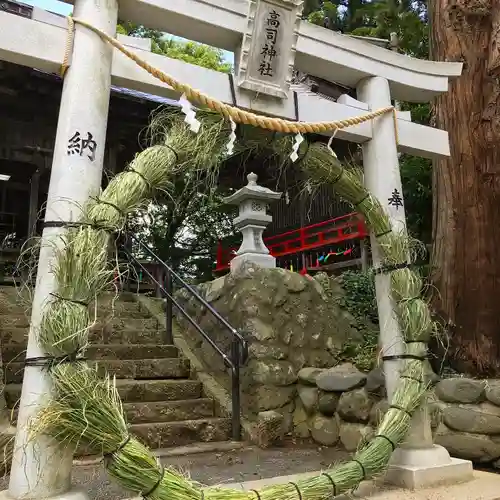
left=120, top=232, right=248, bottom=441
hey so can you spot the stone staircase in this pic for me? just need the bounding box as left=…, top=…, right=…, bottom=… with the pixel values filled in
left=0, top=287, right=232, bottom=453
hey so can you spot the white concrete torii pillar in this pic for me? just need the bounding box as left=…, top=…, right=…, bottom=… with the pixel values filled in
left=5, top=1, right=117, bottom=499
left=357, top=76, right=472, bottom=488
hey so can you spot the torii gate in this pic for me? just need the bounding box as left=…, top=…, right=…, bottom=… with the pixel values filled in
left=0, top=1, right=467, bottom=499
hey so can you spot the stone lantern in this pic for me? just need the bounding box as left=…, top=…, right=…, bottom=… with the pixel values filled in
left=224, top=172, right=282, bottom=273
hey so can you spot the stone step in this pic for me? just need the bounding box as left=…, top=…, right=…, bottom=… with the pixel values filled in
left=123, top=399, right=215, bottom=424
left=5, top=379, right=202, bottom=408
left=0, top=303, right=151, bottom=324
left=0, top=313, right=30, bottom=328
left=2, top=326, right=164, bottom=345
left=9, top=398, right=214, bottom=427
left=2, top=344, right=179, bottom=363
left=1, top=327, right=28, bottom=345
left=88, top=327, right=164, bottom=345
left=5, top=357, right=190, bottom=384
left=130, top=418, right=232, bottom=449
left=91, top=317, right=159, bottom=333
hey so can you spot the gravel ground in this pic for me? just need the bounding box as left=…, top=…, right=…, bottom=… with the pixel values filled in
left=0, top=444, right=350, bottom=500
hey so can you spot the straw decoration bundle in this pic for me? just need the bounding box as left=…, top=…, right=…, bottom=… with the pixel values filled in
left=30, top=112, right=434, bottom=499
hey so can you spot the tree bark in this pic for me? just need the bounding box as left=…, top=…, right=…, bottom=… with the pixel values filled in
left=430, top=0, right=500, bottom=376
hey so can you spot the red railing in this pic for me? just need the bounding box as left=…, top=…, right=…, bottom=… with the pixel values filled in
left=215, top=212, right=368, bottom=272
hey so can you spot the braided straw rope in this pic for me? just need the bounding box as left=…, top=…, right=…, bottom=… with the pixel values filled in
left=62, top=16, right=398, bottom=138
left=60, top=16, right=75, bottom=78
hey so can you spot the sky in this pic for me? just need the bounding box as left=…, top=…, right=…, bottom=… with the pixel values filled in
left=24, top=0, right=233, bottom=63
left=24, top=0, right=72, bottom=15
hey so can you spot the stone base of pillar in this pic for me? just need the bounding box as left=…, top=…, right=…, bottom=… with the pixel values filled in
left=230, top=253, right=276, bottom=273
left=0, top=488, right=90, bottom=500
left=384, top=445, right=473, bottom=490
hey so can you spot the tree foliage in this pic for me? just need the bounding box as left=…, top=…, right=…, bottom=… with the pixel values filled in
left=117, top=22, right=231, bottom=73
left=128, top=178, right=238, bottom=283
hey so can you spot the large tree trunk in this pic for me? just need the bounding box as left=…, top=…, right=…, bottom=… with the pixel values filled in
left=430, top=0, right=500, bottom=376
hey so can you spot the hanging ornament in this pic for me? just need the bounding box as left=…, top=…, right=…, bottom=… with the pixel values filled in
left=327, top=128, right=338, bottom=158
left=305, top=181, right=312, bottom=194
left=226, top=117, right=237, bottom=155
left=179, top=93, right=201, bottom=133
left=290, top=133, right=304, bottom=162
left=285, top=191, right=290, bottom=205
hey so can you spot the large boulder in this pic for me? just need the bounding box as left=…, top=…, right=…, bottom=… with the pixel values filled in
left=442, top=403, right=500, bottom=435
left=298, top=367, right=325, bottom=386
left=339, top=422, right=374, bottom=452
left=435, top=378, right=486, bottom=404
left=252, top=385, right=296, bottom=412
left=318, top=391, right=340, bottom=416
left=337, top=388, right=373, bottom=423
left=316, top=363, right=367, bottom=392
left=298, top=385, right=319, bottom=414
left=292, top=402, right=310, bottom=438
left=310, top=414, right=340, bottom=446
left=250, top=360, right=297, bottom=386
left=485, top=381, right=500, bottom=406
left=435, top=424, right=500, bottom=462
left=365, top=367, right=385, bottom=396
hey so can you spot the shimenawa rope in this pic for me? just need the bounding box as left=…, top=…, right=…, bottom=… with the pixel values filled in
left=60, top=16, right=400, bottom=140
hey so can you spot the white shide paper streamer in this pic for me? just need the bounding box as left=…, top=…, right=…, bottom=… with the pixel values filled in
left=179, top=93, right=201, bottom=134
left=226, top=118, right=237, bottom=155
left=290, top=133, right=304, bottom=162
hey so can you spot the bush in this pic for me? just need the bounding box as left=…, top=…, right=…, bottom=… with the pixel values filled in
left=332, top=270, right=379, bottom=372
left=338, top=270, right=378, bottom=324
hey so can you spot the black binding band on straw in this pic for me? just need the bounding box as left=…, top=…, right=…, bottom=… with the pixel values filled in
left=103, top=435, right=131, bottom=462
left=375, top=228, right=392, bottom=238
left=126, top=167, right=154, bottom=192
left=375, top=434, right=396, bottom=451
left=94, top=198, right=126, bottom=218
left=400, top=374, right=424, bottom=384
left=44, top=220, right=116, bottom=233
left=289, top=482, right=302, bottom=500
left=164, top=144, right=179, bottom=163
left=405, top=340, right=425, bottom=344
left=389, top=404, right=413, bottom=418
left=251, top=490, right=262, bottom=500
left=25, top=352, right=86, bottom=368
left=352, top=459, right=366, bottom=480
left=332, top=168, right=344, bottom=186
left=382, top=354, right=427, bottom=362
left=354, top=194, right=370, bottom=206
left=321, top=472, right=337, bottom=496
left=50, top=293, right=89, bottom=308
left=143, top=467, right=166, bottom=498
left=44, top=221, right=83, bottom=229
left=373, top=262, right=409, bottom=275
left=405, top=296, right=421, bottom=302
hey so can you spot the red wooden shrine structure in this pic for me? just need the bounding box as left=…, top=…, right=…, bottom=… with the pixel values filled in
left=215, top=212, right=368, bottom=273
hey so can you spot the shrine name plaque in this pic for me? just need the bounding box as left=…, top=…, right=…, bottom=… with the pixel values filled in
left=237, top=0, right=303, bottom=99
